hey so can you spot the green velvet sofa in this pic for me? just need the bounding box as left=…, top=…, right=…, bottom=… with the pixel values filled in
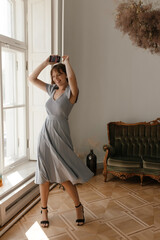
left=103, top=118, right=160, bottom=185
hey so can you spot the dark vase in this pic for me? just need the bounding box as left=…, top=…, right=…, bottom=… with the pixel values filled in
left=86, top=149, right=97, bottom=175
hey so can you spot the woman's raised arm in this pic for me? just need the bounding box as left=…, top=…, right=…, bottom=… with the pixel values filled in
left=62, top=56, right=79, bottom=104
left=28, top=56, right=55, bottom=92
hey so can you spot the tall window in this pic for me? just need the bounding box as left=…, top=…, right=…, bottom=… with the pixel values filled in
left=0, top=0, right=28, bottom=173
left=0, top=0, right=25, bottom=42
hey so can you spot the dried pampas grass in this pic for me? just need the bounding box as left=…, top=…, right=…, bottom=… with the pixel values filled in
left=115, top=0, right=160, bottom=54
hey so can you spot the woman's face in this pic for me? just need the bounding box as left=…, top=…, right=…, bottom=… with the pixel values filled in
left=52, top=70, right=67, bottom=87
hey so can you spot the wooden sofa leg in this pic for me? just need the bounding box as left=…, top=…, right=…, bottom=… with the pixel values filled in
left=103, top=150, right=109, bottom=182
left=103, top=172, right=107, bottom=182
left=140, top=175, right=143, bottom=186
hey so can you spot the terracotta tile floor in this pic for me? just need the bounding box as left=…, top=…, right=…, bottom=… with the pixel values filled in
left=1, top=173, right=160, bottom=240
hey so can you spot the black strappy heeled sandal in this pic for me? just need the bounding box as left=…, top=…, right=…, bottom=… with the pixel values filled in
left=75, top=203, right=85, bottom=226
left=40, top=207, right=49, bottom=228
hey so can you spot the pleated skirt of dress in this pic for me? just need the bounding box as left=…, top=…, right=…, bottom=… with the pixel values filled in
left=35, top=116, right=94, bottom=185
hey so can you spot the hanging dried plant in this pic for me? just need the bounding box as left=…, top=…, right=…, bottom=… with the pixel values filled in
left=115, top=0, right=160, bottom=54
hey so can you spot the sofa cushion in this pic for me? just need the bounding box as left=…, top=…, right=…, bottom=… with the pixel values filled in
left=108, top=156, right=142, bottom=168
left=107, top=165, right=143, bottom=174
left=143, top=168, right=160, bottom=175
left=143, top=156, right=160, bottom=170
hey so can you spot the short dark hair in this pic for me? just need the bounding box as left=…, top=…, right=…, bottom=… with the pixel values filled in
left=50, top=63, right=68, bottom=85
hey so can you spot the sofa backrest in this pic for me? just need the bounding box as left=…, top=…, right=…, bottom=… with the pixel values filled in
left=107, top=119, right=160, bottom=158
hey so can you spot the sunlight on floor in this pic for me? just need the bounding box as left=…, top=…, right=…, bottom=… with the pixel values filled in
left=25, top=221, right=49, bottom=240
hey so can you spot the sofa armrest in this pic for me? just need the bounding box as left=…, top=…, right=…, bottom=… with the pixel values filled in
left=103, top=144, right=115, bottom=157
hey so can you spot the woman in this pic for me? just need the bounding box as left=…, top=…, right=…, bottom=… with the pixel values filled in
left=28, top=55, right=94, bottom=228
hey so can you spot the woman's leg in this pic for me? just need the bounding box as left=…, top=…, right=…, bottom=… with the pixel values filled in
left=61, top=181, right=84, bottom=222
left=39, top=181, right=50, bottom=227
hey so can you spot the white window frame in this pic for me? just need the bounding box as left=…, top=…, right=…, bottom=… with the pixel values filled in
left=0, top=0, right=29, bottom=174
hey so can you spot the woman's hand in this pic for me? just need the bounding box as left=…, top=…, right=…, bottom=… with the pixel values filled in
left=45, top=55, right=59, bottom=65
left=62, top=55, right=69, bottom=64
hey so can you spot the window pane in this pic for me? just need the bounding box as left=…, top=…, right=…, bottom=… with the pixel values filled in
left=0, top=0, right=25, bottom=42
left=3, top=107, right=26, bottom=167
left=0, top=0, right=12, bottom=38
left=2, top=47, right=25, bottom=107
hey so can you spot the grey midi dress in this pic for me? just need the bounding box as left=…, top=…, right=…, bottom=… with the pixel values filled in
left=35, top=83, right=94, bottom=185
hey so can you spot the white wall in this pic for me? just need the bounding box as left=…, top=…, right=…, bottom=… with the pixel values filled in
left=64, top=0, right=160, bottom=163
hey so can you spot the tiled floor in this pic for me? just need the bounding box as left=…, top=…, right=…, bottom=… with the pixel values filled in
left=1, top=173, right=160, bottom=240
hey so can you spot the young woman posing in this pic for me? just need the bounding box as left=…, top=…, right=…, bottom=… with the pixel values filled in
left=28, top=55, right=93, bottom=228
